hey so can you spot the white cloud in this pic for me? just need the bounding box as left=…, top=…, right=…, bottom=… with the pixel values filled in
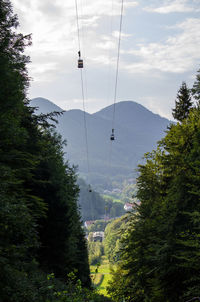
left=144, top=0, right=200, bottom=14
left=12, top=0, right=137, bottom=83
left=141, top=96, right=173, bottom=120
left=57, top=97, right=110, bottom=113
left=29, top=62, right=59, bottom=82
left=11, top=0, right=200, bottom=120
left=124, top=18, right=200, bottom=74
left=112, top=30, right=132, bottom=38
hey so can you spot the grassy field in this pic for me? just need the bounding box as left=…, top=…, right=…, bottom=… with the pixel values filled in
left=102, top=194, right=124, bottom=204
left=90, top=256, right=115, bottom=296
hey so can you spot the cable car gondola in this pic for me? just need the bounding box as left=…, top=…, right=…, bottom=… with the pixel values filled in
left=78, top=51, right=83, bottom=68
left=110, top=128, right=115, bottom=141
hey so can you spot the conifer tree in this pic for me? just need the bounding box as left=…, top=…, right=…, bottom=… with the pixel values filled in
left=0, top=1, right=91, bottom=299
left=172, top=81, right=193, bottom=121
left=192, top=68, right=200, bottom=106
left=0, top=0, right=45, bottom=299
left=108, top=108, right=200, bottom=301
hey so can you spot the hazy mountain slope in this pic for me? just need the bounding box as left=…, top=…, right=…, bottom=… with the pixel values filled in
left=31, top=98, right=171, bottom=189
left=31, top=97, right=63, bottom=113
left=94, top=100, right=169, bottom=139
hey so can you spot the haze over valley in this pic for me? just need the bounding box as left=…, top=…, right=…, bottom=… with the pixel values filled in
left=31, top=97, right=171, bottom=191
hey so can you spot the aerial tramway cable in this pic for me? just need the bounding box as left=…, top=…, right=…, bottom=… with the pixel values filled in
left=111, top=0, right=124, bottom=139
left=106, top=0, right=114, bottom=108
left=75, top=0, right=124, bottom=184
left=109, top=0, right=124, bottom=171
left=75, top=0, right=91, bottom=190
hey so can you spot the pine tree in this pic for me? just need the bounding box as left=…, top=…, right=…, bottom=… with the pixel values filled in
left=0, top=1, right=91, bottom=299
left=32, top=130, right=91, bottom=286
left=108, top=108, right=200, bottom=301
left=192, top=68, right=200, bottom=107
left=0, top=1, right=46, bottom=299
left=172, top=81, right=193, bottom=121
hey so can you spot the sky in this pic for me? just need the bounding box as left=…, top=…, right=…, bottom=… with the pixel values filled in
left=12, top=0, right=200, bottom=120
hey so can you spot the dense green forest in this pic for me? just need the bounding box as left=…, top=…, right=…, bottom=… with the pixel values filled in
left=0, top=1, right=110, bottom=301
left=107, top=75, right=200, bottom=301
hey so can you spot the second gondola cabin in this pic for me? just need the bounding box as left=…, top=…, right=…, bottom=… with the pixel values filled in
left=110, top=128, right=115, bottom=141
left=78, top=58, right=83, bottom=68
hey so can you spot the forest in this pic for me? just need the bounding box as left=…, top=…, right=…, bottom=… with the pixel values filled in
left=0, top=1, right=109, bottom=301
left=1, top=0, right=200, bottom=301
left=107, top=79, right=200, bottom=301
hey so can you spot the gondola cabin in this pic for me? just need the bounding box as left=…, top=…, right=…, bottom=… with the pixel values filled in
left=110, top=128, right=115, bottom=141
left=78, top=59, right=83, bottom=68
left=110, top=134, right=114, bottom=141
left=89, top=185, right=92, bottom=192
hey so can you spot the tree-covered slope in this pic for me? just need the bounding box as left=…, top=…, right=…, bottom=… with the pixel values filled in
left=107, top=72, right=200, bottom=301
left=0, top=2, right=91, bottom=300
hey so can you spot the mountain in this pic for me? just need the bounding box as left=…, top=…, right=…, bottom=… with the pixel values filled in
left=31, top=97, right=171, bottom=191
left=31, top=97, right=63, bottom=113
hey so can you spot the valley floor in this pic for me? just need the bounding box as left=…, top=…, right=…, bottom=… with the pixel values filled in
left=90, top=256, right=115, bottom=297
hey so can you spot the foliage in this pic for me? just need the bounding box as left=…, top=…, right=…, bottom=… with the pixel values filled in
left=48, top=270, right=112, bottom=301
left=104, top=216, right=128, bottom=263
left=120, top=182, right=137, bottom=203
left=88, top=241, right=104, bottom=265
left=91, top=256, right=115, bottom=298
left=192, top=68, right=200, bottom=107
left=0, top=1, right=91, bottom=300
left=87, top=219, right=110, bottom=232
left=108, top=70, right=200, bottom=301
left=110, top=111, right=200, bottom=301
left=78, top=178, right=106, bottom=221
left=104, top=197, right=125, bottom=218
left=172, top=81, right=193, bottom=121
left=78, top=178, right=125, bottom=221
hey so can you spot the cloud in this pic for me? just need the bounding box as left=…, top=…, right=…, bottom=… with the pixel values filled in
left=12, top=0, right=137, bottom=82
left=57, top=97, right=111, bottom=113
left=141, top=96, right=173, bottom=119
left=77, top=1, right=138, bottom=17
left=11, top=0, right=200, bottom=121
left=124, top=18, right=200, bottom=74
left=112, top=30, right=132, bottom=38
left=144, top=0, right=200, bottom=14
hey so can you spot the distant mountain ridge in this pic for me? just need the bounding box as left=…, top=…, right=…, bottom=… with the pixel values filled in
left=31, top=97, right=171, bottom=190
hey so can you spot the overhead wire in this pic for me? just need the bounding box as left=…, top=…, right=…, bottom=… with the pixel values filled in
left=80, top=0, right=89, bottom=102
left=106, top=0, right=114, bottom=108
left=112, top=0, right=124, bottom=131
left=75, top=0, right=81, bottom=51
left=106, top=0, right=115, bottom=169
left=74, top=0, right=90, bottom=179
left=75, top=0, right=125, bottom=183
left=109, top=0, right=124, bottom=166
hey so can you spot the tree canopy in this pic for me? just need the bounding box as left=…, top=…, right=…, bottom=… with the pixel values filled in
left=172, top=81, right=193, bottom=121
left=108, top=69, right=200, bottom=302
left=0, top=1, right=91, bottom=300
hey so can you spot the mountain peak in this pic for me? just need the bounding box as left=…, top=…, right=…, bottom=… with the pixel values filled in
left=30, top=97, right=171, bottom=190
left=31, top=97, right=63, bottom=114
left=93, top=100, right=169, bottom=126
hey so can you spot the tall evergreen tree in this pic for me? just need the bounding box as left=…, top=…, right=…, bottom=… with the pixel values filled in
left=192, top=68, right=200, bottom=107
left=108, top=108, right=200, bottom=302
left=31, top=130, right=91, bottom=286
left=172, top=81, right=193, bottom=121
left=0, top=1, right=46, bottom=299
left=0, top=1, right=91, bottom=299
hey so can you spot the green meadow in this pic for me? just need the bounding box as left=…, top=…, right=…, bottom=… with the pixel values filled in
left=90, top=256, right=115, bottom=296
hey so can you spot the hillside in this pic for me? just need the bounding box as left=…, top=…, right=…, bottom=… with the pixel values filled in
left=31, top=97, right=171, bottom=190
